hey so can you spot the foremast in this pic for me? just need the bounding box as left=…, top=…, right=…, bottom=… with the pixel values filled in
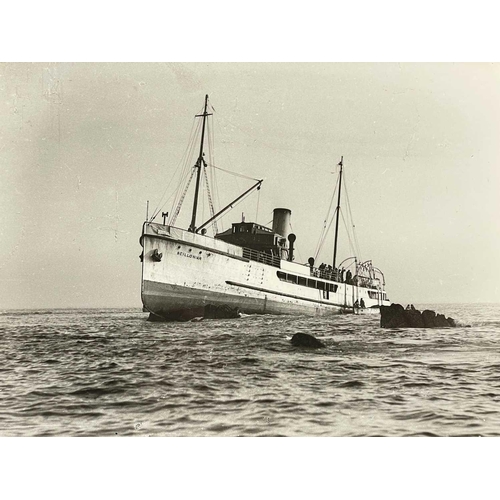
left=189, top=94, right=212, bottom=233
left=185, top=94, right=263, bottom=236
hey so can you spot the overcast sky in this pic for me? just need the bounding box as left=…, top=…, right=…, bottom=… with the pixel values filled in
left=1, top=62, right=499, bottom=308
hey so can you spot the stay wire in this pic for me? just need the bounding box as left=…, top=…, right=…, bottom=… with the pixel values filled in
left=340, top=210, right=356, bottom=258
left=165, top=120, right=199, bottom=220
left=315, top=206, right=337, bottom=262
left=206, top=163, right=260, bottom=182
left=168, top=119, right=202, bottom=223
left=150, top=116, right=199, bottom=222
left=208, top=116, right=223, bottom=232
left=206, top=187, right=261, bottom=229
left=342, top=170, right=362, bottom=261
left=314, top=173, right=340, bottom=261
left=255, top=186, right=260, bottom=223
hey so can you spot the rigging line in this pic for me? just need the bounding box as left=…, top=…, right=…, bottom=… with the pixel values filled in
left=162, top=121, right=200, bottom=221
left=207, top=113, right=214, bottom=164
left=155, top=160, right=190, bottom=222
left=166, top=162, right=192, bottom=223
left=342, top=188, right=356, bottom=255
left=316, top=172, right=340, bottom=254
left=150, top=188, right=182, bottom=223
left=203, top=186, right=262, bottom=229
left=206, top=119, right=216, bottom=230
left=207, top=117, right=225, bottom=232
left=167, top=120, right=203, bottom=221
left=313, top=173, right=340, bottom=259
left=340, top=210, right=356, bottom=258
left=170, top=168, right=196, bottom=226
left=203, top=162, right=218, bottom=235
left=342, top=170, right=362, bottom=261
left=170, top=167, right=195, bottom=226
left=151, top=116, right=199, bottom=221
left=213, top=164, right=224, bottom=232
left=209, top=115, right=225, bottom=231
left=150, top=122, right=196, bottom=220
left=314, top=207, right=336, bottom=262
left=206, top=163, right=261, bottom=182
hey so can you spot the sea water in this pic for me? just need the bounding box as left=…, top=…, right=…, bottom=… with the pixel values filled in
left=1, top=304, right=499, bottom=437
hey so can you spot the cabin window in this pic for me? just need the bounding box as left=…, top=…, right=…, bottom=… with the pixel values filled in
left=276, top=271, right=340, bottom=292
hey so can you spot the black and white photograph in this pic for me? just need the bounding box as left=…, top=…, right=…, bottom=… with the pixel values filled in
left=1, top=4, right=498, bottom=498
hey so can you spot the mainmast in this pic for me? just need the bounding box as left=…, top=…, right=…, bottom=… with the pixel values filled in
left=188, top=94, right=212, bottom=232
left=332, top=156, right=343, bottom=270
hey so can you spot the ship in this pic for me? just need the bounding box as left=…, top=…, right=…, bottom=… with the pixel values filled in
left=140, top=95, right=391, bottom=320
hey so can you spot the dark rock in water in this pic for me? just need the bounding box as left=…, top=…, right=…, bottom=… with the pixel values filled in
left=421, top=309, right=437, bottom=328
left=291, top=333, right=325, bottom=348
left=380, top=303, right=407, bottom=328
left=380, top=304, right=456, bottom=329
left=435, top=313, right=451, bottom=327
left=406, top=309, right=425, bottom=328
left=447, top=317, right=457, bottom=327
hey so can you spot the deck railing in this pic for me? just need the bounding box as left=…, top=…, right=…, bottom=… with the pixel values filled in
left=242, top=248, right=281, bottom=268
left=309, top=266, right=382, bottom=290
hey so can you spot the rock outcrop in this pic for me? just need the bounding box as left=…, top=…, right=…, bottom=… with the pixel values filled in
left=291, top=332, right=326, bottom=348
left=380, top=303, right=456, bottom=328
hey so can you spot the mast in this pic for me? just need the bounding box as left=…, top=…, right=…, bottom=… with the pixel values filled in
left=188, top=94, right=211, bottom=232
left=332, top=156, right=343, bottom=270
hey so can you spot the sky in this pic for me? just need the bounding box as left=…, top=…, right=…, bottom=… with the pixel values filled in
left=1, top=62, right=499, bottom=308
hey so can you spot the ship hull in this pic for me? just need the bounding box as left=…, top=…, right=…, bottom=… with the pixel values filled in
left=140, top=223, right=391, bottom=320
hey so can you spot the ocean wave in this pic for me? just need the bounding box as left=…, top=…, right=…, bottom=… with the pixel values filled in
left=1, top=305, right=500, bottom=436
